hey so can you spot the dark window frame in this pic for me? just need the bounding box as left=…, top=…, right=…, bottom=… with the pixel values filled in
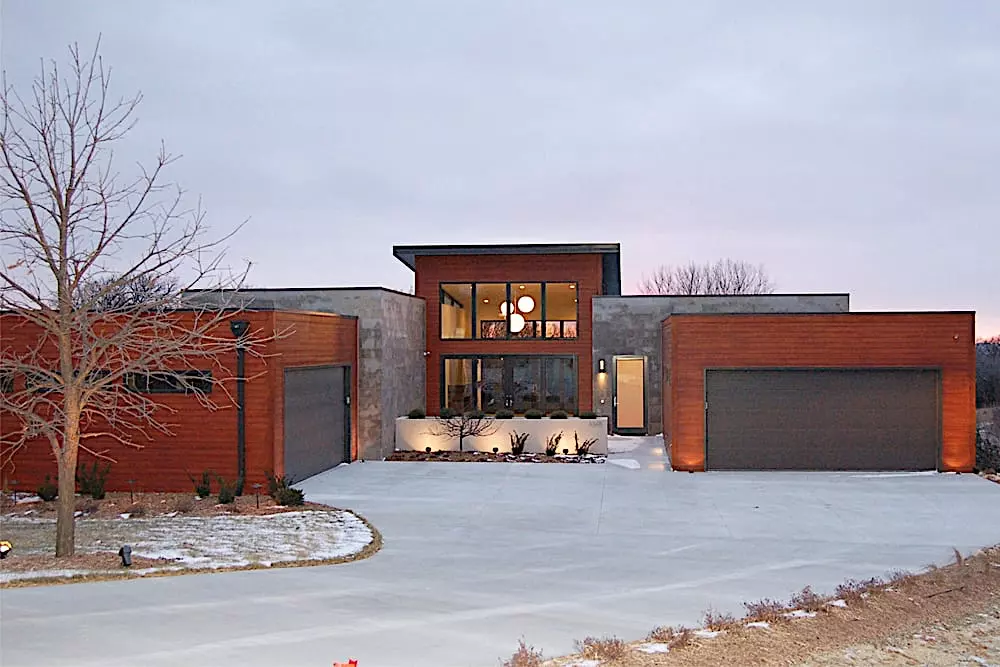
left=438, top=281, right=578, bottom=341
left=124, top=370, right=213, bottom=394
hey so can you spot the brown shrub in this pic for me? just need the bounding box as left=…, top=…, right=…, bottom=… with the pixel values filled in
left=502, top=639, right=543, bottom=667
left=576, top=636, right=628, bottom=661
left=669, top=627, right=693, bottom=650
left=790, top=586, right=827, bottom=612
left=743, top=598, right=789, bottom=623
left=835, top=577, right=882, bottom=603
left=172, top=496, right=195, bottom=514
left=702, top=607, right=738, bottom=631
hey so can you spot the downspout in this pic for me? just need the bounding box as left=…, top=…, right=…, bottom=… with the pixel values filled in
left=229, top=320, right=251, bottom=495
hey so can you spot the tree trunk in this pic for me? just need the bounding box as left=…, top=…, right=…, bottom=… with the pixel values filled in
left=55, top=455, right=77, bottom=556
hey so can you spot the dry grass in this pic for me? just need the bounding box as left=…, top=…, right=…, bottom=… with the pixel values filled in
left=789, top=585, right=828, bottom=612
left=743, top=598, right=790, bottom=623
left=576, top=636, right=629, bottom=661
left=647, top=625, right=693, bottom=649
left=502, top=639, right=544, bottom=667
left=834, top=577, right=882, bottom=603
left=701, top=608, right=738, bottom=631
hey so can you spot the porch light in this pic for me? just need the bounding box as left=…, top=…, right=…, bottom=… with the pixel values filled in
left=510, top=313, right=526, bottom=333
left=516, top=296, right=535, bottom=314
left=598, top=358, right=607, bottom=373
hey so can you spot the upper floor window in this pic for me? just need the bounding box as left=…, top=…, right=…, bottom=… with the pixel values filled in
left=439, top=282, right=577, bottom=340
left=125, top=370, right=213, bottom=394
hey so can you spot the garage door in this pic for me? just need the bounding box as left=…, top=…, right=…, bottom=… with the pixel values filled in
left=284, top=365, right=349, bottom=482
left=705, top=369, right=939, bottom=471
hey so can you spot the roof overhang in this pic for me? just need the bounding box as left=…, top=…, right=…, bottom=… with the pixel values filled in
left=392, top=243, right=621, bottom=271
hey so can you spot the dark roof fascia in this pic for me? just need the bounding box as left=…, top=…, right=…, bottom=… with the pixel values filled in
left=594, top=292, right=851, bottom=299
left=392, top=243, right=622, bottom=271
left=664, top=310, right=975, bottom=317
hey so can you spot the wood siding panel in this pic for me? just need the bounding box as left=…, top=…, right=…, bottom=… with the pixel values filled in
left=664, top=313, right=976, bottom=472
left=416, top=253, right=603, bottom=415
left=272, top=312, right=359, bottom=469
left=0, top=311, right=278, bottom=492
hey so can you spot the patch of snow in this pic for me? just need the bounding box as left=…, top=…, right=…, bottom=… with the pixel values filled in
left=827, top=599, right=848, bottom=608
left=119, top=513, right=131, bottom=519
left=165, top=511, right=178, bottom=518
left=745, top=621, right=771, bottom=629
left=636, top=642, right=671, bottom=653
left=966, top=657, right=993, bottom=667
left=566, top=662, right=601, bottom=667
left=913, top=634, right=936, bottom=642
left=784, top=609, right=818, bottom=619
left=74, top=511, right=83, bottom=517
left=607, top=437, right=641, bottom=454
left=609, top=458, right=640, bottom=470
left=15, top=494, right=42, bottom=504
left=694, top=629, right=723, bottom=638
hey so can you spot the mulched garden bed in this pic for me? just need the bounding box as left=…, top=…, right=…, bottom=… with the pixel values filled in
left=387, top=450, right=607, bottom=464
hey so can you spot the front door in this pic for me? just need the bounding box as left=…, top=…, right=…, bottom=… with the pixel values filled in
left=614, top=356, right=646, bottom=434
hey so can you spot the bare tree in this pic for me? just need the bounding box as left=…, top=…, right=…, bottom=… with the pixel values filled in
left=0, top=42, right=269, bottom=556
left=73, top=273, right=180, bottom=311
left=639, top=259, right=775, bottom=295
left=978, top=336, right=1000, bottom=408
left=427, top=412, right=498, bottom=452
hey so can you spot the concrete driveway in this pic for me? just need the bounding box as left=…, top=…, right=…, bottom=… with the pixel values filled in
left=3, top=437, right=1000, bottom=667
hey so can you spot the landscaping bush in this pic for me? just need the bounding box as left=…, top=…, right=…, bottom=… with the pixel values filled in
left=77, top=460, right=111, bottom=500
left=789, top=585, right=827, bottom=612
left=548, top=410, right=568, bottom=419
left=172, top=496, right=196, bottom=514
left=407, top=408, right=426, bottom=419
left=575, top=636, right=627, bottom=661
left=217, top=478, right=237, bottom=504
left=265, top=470, right=296, bottom=498
left=524, top=409, right=543, bottom=419
left=37, top=475, right=58, bottom=501
left=509, top=431, right=529, bottom=455
left=544, top=431, right=563, bottom=456
left=464, top=409, right=486, bottom=419
left=188, top=470, right=213, bottom=498
left=573, top=431, right=598, bottom=455
left=274, top=486, right=305, bottom=507
left=495, top=409, right=515, bottom=419
left=835, top=577, right=882, bottom=603
left=647, top=626, right=691, bottom=649
left=439, top=407, right=457, bottom=419
left=578, top=410, right=598, bottom=419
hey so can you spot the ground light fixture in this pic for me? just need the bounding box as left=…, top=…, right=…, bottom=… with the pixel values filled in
left=0, top=541, right=11, bottom=559
left=252, top=483, right=263, bottom=508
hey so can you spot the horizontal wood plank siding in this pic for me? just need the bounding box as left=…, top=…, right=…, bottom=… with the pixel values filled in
left=664, top=313, right=976, bottom=472
left=272, top=311, right=359, bottom=469
left=416, top=253, right=602, bottom=415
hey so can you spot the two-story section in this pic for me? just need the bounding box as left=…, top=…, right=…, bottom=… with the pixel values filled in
left=394, top=243, right=621, bottom=416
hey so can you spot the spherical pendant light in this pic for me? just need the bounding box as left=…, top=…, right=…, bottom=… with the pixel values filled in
left=516, top=295, right=535, bottom=314
left=510, top=313, right=526, bottom=333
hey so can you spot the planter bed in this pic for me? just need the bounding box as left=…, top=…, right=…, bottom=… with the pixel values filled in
left=387, top=450, right=607, bottom=464
left=396, top=415, right=609, bottom=455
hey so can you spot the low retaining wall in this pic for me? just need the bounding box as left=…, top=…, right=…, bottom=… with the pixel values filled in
left=395, top=417, right=609, bottom=455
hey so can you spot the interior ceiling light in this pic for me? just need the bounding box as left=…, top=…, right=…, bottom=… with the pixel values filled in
left=519, top=284, right=525, bottom=289
left=517, top=296, right=535, bottom=314
left=499, top=301, right=512, bottom=317
left=483, top=299, right=489, bottom=304
left=510, top=313, right=526, bottom=333
left=569, top=284, right=575, bottom=289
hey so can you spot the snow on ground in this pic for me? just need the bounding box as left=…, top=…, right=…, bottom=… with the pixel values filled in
left=636, top=642, right=672, bottom=653
left=1, top=510, right=373, bottom=580
left=607, top=436, right=641, bottom=454
left=609, top=459, right=640, bottom=470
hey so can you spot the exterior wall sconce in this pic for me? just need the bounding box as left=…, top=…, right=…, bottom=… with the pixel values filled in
left=598, top=358, right=607, bottom=374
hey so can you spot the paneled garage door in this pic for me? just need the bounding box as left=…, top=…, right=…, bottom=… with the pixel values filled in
left=284, top=365, right=349, bottom=482
left=705, top=369, right=939, bottom=471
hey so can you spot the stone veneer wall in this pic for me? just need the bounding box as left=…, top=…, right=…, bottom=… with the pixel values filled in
left=591, top=294, right=850, bottom=435
left=186, top=288, right=425, bottom=460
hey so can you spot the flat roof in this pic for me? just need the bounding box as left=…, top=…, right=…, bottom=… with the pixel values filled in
left=392, top=243, right=621, bottom=271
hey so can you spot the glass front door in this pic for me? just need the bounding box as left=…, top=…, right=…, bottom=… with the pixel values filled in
left=614, top=356, right=646, bottom=434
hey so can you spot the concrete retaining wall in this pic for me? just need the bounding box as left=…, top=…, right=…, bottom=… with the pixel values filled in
left=395, top=416, right=608, bottom=455
left=592, top=294, right=850, bottom=434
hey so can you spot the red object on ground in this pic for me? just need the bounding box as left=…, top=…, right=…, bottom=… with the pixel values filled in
left=332, top=661, right=358, bottom=667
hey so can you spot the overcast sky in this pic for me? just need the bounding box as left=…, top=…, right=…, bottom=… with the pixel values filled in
left=3, top=1, right=997, bottom=336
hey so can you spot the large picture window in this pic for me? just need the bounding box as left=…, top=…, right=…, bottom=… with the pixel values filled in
left=441, top=355, right=578, bottom=414
left=439, top=281, right=577, bottom=340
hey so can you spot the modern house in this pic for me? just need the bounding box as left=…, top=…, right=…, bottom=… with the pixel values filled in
left=1, top=241, right=978, bottom=492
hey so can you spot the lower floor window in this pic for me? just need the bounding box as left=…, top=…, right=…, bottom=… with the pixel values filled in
left=442, top=355, right=577, bottom=414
